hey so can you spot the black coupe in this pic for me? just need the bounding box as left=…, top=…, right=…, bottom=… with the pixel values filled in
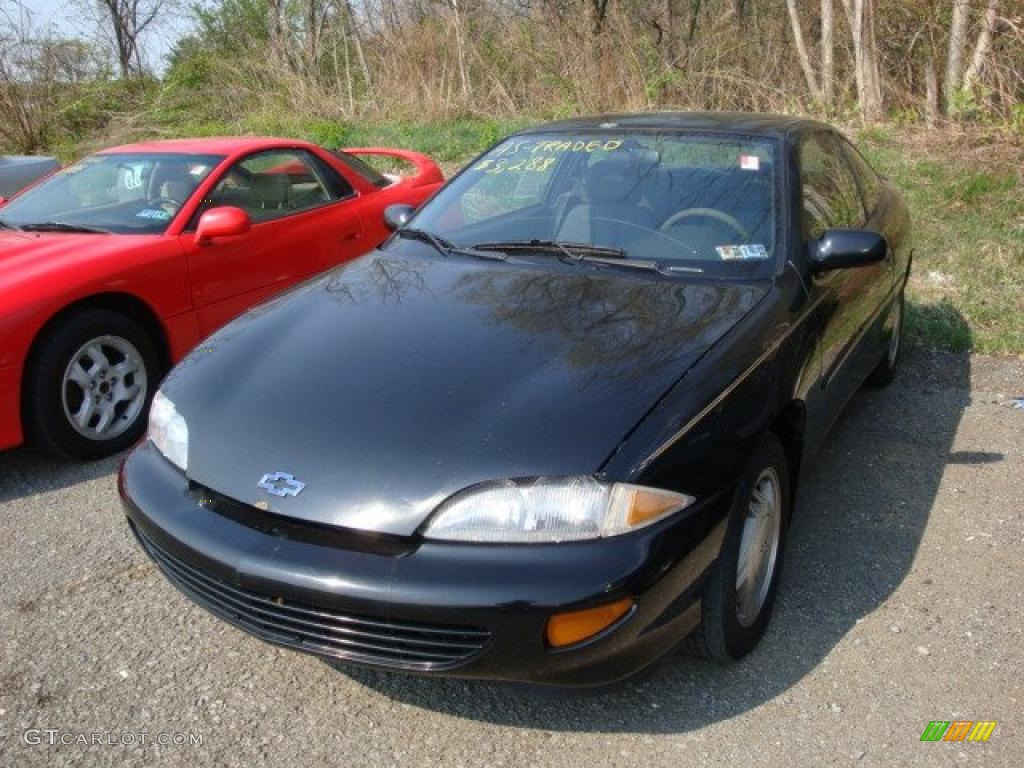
left=121, top=112, right=911, bottom=686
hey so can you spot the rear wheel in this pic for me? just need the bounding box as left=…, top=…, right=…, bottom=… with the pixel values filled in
left=865, top=292, right=904, bottom=388
left=24, top=309, right=159, bottom=460
left=688, top=434, right=790, bottom=663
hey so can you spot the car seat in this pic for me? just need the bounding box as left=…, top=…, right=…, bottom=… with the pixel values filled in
left=555, top=153, right=657, bottom=250
left=251, top=173, right=291, bottom=212
left=151, top=163, right=194, bottom=205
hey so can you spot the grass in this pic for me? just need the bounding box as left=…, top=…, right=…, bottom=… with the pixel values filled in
left=858, top=129, right=1024, bottom=355
left=55, top=107, right=532, bottom=166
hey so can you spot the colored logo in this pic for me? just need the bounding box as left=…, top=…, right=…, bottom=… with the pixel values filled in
left=920, top=721, right=997, bottom=742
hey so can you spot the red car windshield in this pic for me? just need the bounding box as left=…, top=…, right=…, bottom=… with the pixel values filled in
left=0, top=152, right=224, bottom=235
left=411, top=132, right=779, bottom=275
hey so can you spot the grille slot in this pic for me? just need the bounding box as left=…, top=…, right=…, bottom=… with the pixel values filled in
left=134, top=525, right=490, bottom=670
left=186, top=483, right=414, bottom=556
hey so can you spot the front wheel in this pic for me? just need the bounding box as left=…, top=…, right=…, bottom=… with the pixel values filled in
left=688, top=433, right=790, bottom=663
left=23, top=309, right=160, bottom=460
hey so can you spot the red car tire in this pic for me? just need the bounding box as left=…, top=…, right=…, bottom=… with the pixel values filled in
left=23, top=309, right=160, bottom=459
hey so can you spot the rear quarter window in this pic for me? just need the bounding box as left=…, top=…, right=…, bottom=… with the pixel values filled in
left=333, top=151, right=391, bottom=189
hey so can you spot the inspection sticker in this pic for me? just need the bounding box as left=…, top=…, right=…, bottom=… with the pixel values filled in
left=739, top=154, right=760, bottom=171
left=136, top=209, right=172, bottom=220
left=717, top=244, right=769, bottom=260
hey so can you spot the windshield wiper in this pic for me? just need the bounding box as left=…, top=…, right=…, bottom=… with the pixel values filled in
left=575, top=254, right=664, bottom=271
left=473, top=239, right=670, bottom=272
left=395, top=226, right=453, bottom=257
left=20, top=221, right=110, bottom=234
left=471, top=239, right=704, bottom=274
left=396, top=227, right=507, bottom=261
left=472, top=239, right=626, bottom=260
left=0, top=217, right=20, bottom=231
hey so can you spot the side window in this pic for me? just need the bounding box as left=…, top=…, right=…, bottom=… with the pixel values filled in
left=799, top=134, right=865, bottom=240
left=200, top=149, right=350, bottom=224
left=838, top=138, right=882, bottom=215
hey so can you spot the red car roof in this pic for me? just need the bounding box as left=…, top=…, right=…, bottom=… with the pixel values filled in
left=98, top=137, right=320, bottom=155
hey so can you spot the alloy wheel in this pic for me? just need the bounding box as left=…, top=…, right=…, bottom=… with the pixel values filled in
left=61, top=335, right=148, bottom=441
left=734, top=467, right=782, bottom=628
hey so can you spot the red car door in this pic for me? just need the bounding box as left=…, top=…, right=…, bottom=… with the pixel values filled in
left=179, top=147, right=372, bottom=336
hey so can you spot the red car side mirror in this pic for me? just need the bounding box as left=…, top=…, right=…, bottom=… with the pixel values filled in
left=195, top=206, right=251, bottom=246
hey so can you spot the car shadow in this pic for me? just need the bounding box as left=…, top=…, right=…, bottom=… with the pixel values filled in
left=0, top=446, right=122, bottom=505
left=333, top=345, right=973, bottom=733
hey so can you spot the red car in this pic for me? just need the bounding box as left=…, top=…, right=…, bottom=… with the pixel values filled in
left=0, top=137, right=443, bottom=458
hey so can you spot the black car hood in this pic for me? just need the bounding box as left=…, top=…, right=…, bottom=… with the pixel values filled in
left=164, top=245, right=768, bottom=535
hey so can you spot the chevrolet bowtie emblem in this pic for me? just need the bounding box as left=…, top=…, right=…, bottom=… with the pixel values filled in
left=257, top=471, right=306, bottom=497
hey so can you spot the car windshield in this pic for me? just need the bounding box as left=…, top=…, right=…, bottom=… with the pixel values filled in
left=409, top=132, right=779, bottom=275
left=0, top=152, right=224, bottom=234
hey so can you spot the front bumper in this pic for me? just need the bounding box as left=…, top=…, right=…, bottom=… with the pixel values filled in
left=121, top=441, right=730, bottom=686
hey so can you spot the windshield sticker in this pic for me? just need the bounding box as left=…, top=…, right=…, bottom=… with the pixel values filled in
left=472, top=156, right=557, bottom=175
left=528, top=139, right=624, bottom=154
left=717, top=244, right=769, bottom=261
left=472, top=137, right=625, bottom=174
left=740, top=154, right=760, bottom=171
left=491, top=139, right=624, bottom=159
left=136, top=208, right=172, bottom=220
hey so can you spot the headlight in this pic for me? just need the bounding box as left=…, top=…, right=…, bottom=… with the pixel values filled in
left=148, top=391, right=188, bottom=471
left=422, top=477, right=694, bottom=543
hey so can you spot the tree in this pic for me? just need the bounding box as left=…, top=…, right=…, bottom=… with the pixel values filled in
left=785, top=0, right=822, bottom=102
left=962, top=0, right=1000, bottom=93
left=784, top=0, right=836, bottom=110
left=96, top=0, right=168, bottom=77
left=266, top=0, right=284, bottom=63
left=945, top=0, right=970, bottom=110
left=841, top=0, right=883, bottom=121
left=0, top=1, right=104, bottom=151
left=821, top=0, right=834, bottom=108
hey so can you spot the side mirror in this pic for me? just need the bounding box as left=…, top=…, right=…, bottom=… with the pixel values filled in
left=810, top=229, right=887, bottom=273
left=195, top=206, right=251, bottom=246
left=383, top=203, right=415, bottom=232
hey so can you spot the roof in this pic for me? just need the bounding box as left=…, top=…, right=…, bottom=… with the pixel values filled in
left=97, top=137, right=320, bottom=156
left=519, top=111, right=831, bottom=138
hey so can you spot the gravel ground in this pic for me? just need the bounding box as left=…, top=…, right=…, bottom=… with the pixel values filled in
left=0, top=347, right=1020, bottom=767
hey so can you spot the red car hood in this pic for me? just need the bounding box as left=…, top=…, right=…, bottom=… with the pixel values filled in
left=0, top=230, right=157, bottom=291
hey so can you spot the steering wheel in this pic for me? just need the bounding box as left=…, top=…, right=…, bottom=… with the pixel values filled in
left=150, top=197, right=182, bottom=213
left=660, top=207, right=751, bottom=241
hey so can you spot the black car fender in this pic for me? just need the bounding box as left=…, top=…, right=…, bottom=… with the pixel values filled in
left=601, top=267, right=821, bottom=507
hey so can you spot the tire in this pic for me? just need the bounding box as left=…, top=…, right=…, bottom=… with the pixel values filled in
left=688, top=433, right=790, bottom=664
left=23, top=309, right=160, bottom=460
left=865, top=291, right=904, bottom=388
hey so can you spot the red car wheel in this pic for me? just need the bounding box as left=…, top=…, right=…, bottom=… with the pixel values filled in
left=23, top=309, right=160, bottom=459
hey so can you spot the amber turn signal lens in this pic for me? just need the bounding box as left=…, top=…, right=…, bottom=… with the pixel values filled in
left=626, top=488, right=687, bottom=527
left=546, top=598, right=635, bottom=648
